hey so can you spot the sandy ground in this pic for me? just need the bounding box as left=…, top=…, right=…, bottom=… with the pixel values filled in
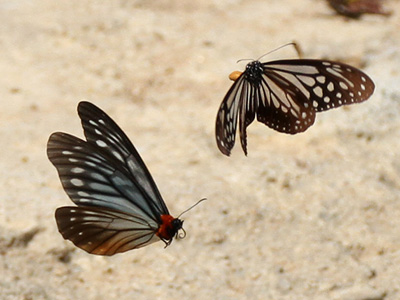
left=1, top=0, right=400, bottom=299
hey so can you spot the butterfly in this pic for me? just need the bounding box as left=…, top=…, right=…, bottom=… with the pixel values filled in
left=47, top=101, right=204, bottom=255
left=327, top=0, right=391, bottom=18
left=215, top=56, right=375, bottom=156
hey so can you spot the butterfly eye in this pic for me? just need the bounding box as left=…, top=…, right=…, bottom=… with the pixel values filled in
left=216, top=58, right=375, bottom=156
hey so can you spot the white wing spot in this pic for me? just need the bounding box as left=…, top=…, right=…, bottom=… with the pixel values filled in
left=71, top=167, right=84, bottom=174
left=272, top=95, right=280, bottom=109
left=316, top=76, right=326, bottom=84
left=327, top=82, right=334, bottom=92
left=336, top=92, right=342, bottom=98
left=301, top=112, right=307, bottom=119
left=70, top=217, right=76, bottom=221
left=98, top=119, right=106, bottom=125
left=322, top=62, right=331, bottom=66
left=349, top=92, right=354, bottom=97
left=62, top=150, right=73, bottom=155
left=95, top=128, right=102, bottom=135
left=71, top=178, right=84, bottom=187
left=361, top=76, right=366, bottom=82
left=339, top=82, right=349, bottom=90
left=324, top=96, right=330, bottom=103
left=112, top=151, right=123, bottom=161
left=291, top=109, right=299, bottom=118
left=78, top=232, right=83, bottom=236
left=85, top=161, right=96, bottom=167
left=78, top=191, right=90, bottom=197
left=68, top=158, right=78, bottom=163
left=313, top=86, right=323, bottom=97
left=361, top=84, right=366, bottom=91
left=313, top=100, right=318, bottom=108
left=89, top=120, right=97, bottom=126
left=298, top=75, right=316, bottom=87
left=96, top=140, right=107, bottom=147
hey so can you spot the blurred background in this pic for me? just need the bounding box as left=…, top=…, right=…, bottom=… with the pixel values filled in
left=1, top=0, right=399, bottom=299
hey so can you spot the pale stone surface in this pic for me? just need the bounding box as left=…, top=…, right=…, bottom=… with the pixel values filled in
left=1, top=1, right=399, bottom=299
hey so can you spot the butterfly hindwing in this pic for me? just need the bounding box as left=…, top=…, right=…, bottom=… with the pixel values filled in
left=238, top=80, right=257, bottom=155
left=216, top=74, right=247, bottom=156
left=56, top=206, right=159, bottom=255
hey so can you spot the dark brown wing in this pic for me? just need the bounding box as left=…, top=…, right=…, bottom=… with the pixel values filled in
left=263, top=59, right=375, bottom=112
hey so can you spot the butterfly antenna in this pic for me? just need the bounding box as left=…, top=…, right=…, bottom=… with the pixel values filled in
left=257, top=42, right=302, bottom=61
left=236, top=58, right=254, bottom=64
left=177, top=198, right=207, bottom=219
left=292, top=41, right=303, bottom=58
left=177, top=227, right=186, bottom=239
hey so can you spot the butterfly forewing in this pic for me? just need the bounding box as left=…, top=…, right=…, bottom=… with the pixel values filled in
left=216, top=57, right=375, bottom=156
left=78, top=102, right=169, bottom=215
left=47, top=132, right=160, bottom=223
left=264, top=59, right=375, bottom=112
left=56, top=206, right=159, bottom=255
left=238, top=81, right=257, bottom=155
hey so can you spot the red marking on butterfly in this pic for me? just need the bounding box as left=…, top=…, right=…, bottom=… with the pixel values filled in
left=215, top=56, right=375, bottom=156
left=48, top=101, right=204, bottom=255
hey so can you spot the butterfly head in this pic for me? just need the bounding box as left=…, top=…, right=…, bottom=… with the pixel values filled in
left=172, top=218, right=186, bottom=239
left=157, top=198, right=206, bottom=247
left=244, top=61, right=264, bottom=85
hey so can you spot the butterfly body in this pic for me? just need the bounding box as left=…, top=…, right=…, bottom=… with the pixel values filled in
left=244, top=61, right=264, bottom=85
left=156, top=215, right=183, bottom=242
left=48, top=102, right=185, bottom=255
left=216, top=58, right=375, bottom=156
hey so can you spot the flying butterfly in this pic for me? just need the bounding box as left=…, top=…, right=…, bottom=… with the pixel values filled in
left=47, top=101, right=205, bottom=255
left=215, top=48, right=375, bottom=156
